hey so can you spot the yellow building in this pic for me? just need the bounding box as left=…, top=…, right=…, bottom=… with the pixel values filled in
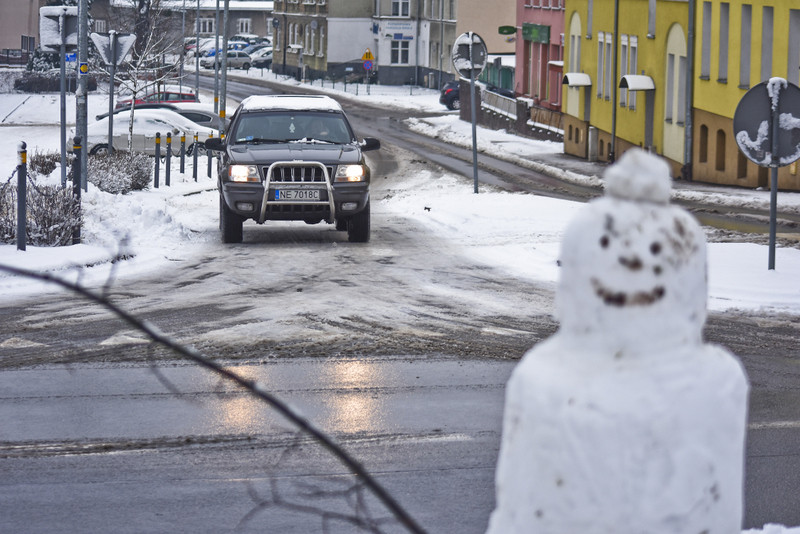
left=563, top=0, right=689, bottom=177
left=693, top=1, right=800, bottom=190
left=563, top=0, right=800, bottom=190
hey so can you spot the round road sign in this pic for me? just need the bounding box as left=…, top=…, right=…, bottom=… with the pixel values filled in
left=452, top=32, right=487, bottom=80
left=734, top=79, right=800, bottom=168
left=363, top=60, right=373, bottom=71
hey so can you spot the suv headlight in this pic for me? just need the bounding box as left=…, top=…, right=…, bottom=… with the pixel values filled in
left=229, top=165, right=260, bottom=182
left=334, top=164, right=366, bottom=182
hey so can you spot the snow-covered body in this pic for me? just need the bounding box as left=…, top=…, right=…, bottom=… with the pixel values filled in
left=487, top=149, right=750, bottom=533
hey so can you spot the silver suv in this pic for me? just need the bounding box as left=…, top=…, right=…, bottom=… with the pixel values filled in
left=204, top=95, right=380, bottom=243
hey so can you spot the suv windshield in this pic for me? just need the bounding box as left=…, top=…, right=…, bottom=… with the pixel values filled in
left=231, top=111, right=354, bottom=145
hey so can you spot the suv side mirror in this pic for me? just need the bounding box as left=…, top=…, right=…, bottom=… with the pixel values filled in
left=205, top=137, right=225, bottom=151
left=360, top=137, right=380, bottom=152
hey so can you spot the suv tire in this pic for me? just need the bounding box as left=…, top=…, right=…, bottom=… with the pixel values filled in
left=220, top=194, right=243, bottom=243
left=347, top=202, right=370, bottom=243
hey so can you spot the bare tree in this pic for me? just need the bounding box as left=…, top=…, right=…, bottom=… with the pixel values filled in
left=94, top=0, right=185, bottom=152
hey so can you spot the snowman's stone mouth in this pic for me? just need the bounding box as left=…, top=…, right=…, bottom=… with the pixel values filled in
left=590, top=278, right=666, bottom=307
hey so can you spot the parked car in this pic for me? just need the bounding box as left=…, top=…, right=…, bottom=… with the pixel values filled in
left=233, top=33, right=270, bottom=46
left=487, top=84, right=516, bottom=99
left=439, top=81, right=460, bottom=110
left=204, top=40, right=250, bottom=57
left=73, top=108, right=216, bottom=156
left=116, top=85, right=199, bottom=109
left=242, top=43, right=270, bottom=55
left=200, top=50, right=252, bottom=70
left=250, top=47, right=273, bottom=68
left=204, top=94, right=381, bottom=243
left=98, top=102, right=229, bottom=130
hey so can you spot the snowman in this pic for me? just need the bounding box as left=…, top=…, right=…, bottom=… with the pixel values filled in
left=486, top=149, right=750, bottom=534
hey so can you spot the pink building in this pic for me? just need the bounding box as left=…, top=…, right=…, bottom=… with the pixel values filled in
left=515, top=0, right=565, bottom=111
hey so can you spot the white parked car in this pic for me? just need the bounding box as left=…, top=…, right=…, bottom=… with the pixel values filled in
left=72, top=108, right=217, bottom=156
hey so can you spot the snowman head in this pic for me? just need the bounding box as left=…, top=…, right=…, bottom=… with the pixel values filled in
left=556, top=149, right=707, bottom=353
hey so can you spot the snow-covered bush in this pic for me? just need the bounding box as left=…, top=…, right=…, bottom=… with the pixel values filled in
left=0, top=178, right=81, bottom=247
left=87, top=152, right=151, bottom=194
left=28, top=150, right=61, bottom=177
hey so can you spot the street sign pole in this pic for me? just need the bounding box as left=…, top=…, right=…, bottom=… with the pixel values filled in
left=768, top=91, right=780, bottom=270
left=107, top=31, right=117, bottom=155
left=60, top=13, right=67, bottom=186
left=452, top=32, right=487, bottom=194
left=77, top=0, right=88, bottom=191
left=469, top=39, right=478, bottom=194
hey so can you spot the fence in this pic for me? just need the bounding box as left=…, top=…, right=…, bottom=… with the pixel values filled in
left=0, top=49, right=31, bottom=67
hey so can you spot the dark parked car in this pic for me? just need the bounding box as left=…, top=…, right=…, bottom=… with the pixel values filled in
left=204, top=95, right=381, bottom=243
left=439, top=81, right=460, bottom=110
left=487, top=84, right=516, bottom=99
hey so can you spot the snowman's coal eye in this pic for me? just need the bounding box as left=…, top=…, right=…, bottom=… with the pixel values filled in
left=650, top=242, right=662, bottom=255
left=600, top=236, right=610, bottom=248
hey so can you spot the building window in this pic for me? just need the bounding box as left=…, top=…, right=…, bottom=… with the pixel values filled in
left=739, top=5, right=751, bottom=88
left=596, top=32, right=605, bottom=98
left=318, top=27, right=325, bottom=56
left=94, top=19, right=107, bottom=33
left=701, top=1, right=711, bottom=79
left=647, top=0, right=656, bottom=37
left=391, top=40, right=410, bottom=64
left=587, top=0, right=593, bottom=37
left=628, top=36, right=638, bottom=109
left=569, top=33, right=580, bottom=73
left=699, top=125, right=709, bottom=162
left=666, top=53, right=675, bottom=122
left=620, top=35, right=628, bottom=107
left=790, top=10, right=800, bottom=86
left=392, top=0, right=409, bottom=16
left=604, top=35, right=613, bottom=100
left=677, top=55, right=686, bottom=124
left=199, top=18, right=215, bottom=34
left=761, top=6, right=773, bottom=81
left=718, top=2, right=729, bottom=82
left=715, top=129, right=726, bottom=171
left=737, top=151, right=748, bottom=179
left=237, top=18, right=252, bottom=34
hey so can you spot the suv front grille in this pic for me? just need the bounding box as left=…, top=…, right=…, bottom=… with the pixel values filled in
left=266, top=165, right=334, bottom=183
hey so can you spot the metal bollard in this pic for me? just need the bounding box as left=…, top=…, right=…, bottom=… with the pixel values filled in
left=16, top=142, right=27, bottom=251
left=180, top=134, right=186, bottom=174
left=192, top=133, right=198, bottom=182
left=165, top=132, right=172, bottom=187
left=72, top=136, right=82, bottom=244
left=154, top=132, right=161, bottom=188
left=207, top=132, right=213, bottom=178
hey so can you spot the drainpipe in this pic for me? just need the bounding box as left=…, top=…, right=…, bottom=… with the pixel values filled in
left=439, top=0, right=444, bottom=90
left=682, top=0, right=695, bottom=181
left=415, top=0, right=421, bottom=86
left=609, top=0, right=619, bottom=163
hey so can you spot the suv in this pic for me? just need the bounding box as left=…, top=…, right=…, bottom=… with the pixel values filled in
left=204, top=95, right=380, bottom=243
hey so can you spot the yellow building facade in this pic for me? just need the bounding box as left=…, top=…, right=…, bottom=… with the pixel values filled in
left=693, top=0, right=800, bottom=190
left=563, top=0, right=800, bottom=190
left=563, top=0, right=689, bottom=177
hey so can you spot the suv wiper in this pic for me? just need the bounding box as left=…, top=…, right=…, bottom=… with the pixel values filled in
left=287, top=137, right=335, bottom=145
left=234, top=138, right=282, bottom=144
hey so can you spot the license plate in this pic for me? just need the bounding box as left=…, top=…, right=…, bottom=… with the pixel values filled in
left=275, top=189, right=321, bottom=201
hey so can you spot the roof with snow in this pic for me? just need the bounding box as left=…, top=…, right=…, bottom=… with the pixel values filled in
left=239, top=94, right=343, bottom=112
